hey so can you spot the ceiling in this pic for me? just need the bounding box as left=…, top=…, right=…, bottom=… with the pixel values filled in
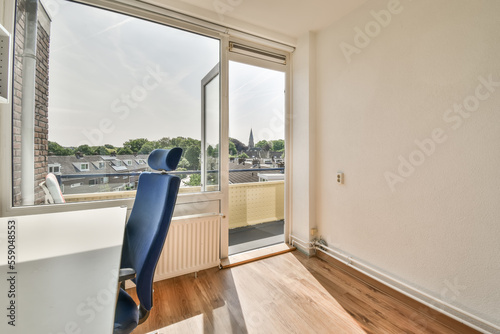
left=149, top=0, right=369, bottom=44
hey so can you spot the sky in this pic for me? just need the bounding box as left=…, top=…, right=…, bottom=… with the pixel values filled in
left=44, top=0, right=285, bottom=148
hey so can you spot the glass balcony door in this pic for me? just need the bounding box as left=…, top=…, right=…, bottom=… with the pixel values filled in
left=227, top=60, right=286, bottom=255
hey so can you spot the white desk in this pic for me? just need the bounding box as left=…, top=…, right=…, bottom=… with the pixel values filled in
left=0, top=207, right=127, bottom=334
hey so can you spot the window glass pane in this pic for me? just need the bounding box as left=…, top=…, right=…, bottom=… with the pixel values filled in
left=12, top=0, right=220, bottom=206
left=228, top=61, right=285, bottom=184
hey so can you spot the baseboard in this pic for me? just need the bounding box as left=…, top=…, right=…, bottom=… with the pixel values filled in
left=315, top=251, right=493, bottom=334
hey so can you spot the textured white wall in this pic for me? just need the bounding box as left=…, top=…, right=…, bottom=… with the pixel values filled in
left=314, top=0, right=500, bottom=328
left=291, top=32, right=317, bottom=247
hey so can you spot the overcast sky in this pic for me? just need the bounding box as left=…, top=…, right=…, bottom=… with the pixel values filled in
left=45, top=0, right=284, bottom=148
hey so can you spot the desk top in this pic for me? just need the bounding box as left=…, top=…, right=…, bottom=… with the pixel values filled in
left=0, top=206, right=127, bottom=334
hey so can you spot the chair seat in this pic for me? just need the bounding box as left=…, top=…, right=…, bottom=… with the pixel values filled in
left=114, top=289, right=139, bottom=334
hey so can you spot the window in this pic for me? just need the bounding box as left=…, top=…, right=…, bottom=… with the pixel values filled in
left=92, top=161, right=106, bottom=169
left=48, top=164, right=61, bottom=174
left=11, top=0, right=220, bottom=206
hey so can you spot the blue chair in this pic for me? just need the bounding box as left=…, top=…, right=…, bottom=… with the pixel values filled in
left=114, top=148, right=183, bottom=334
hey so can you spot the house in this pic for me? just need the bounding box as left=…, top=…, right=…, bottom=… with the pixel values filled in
left=47, top=154, right=150, bottom=195
left=0, top=0, right=498, bottom=333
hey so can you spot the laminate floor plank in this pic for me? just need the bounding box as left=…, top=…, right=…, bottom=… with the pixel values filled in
left=126, top=251, right=478, bottom=334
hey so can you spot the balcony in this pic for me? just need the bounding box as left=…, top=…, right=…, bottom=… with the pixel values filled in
left=62, top=170, right=285, bottom=255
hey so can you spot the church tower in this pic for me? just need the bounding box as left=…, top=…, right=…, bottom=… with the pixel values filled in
left=248, top=128, right=255, bottom=148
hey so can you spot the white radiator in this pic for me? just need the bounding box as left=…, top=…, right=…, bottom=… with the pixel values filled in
left=153, top=214, right=221, bottom=282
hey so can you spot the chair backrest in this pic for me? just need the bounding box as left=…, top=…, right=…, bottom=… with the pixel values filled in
left=120, top=148, right=182, bottom=311
left=40, top=173, right=65, bottom=204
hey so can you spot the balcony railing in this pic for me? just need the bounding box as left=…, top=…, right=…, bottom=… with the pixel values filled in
left=62, top=168, right=284, bottom=230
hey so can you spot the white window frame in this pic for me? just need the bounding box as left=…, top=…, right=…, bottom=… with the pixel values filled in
left=80, top=163, right=90, bottom=171
left=0, top=0, right=293, bottom=258
left=48, top=164, right=61, bottom=174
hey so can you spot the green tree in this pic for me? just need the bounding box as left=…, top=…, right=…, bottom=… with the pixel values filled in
left=156, top=137, right=172, bottom=149
left=117, top=147, right=133, bottom=155
left=104, top=144, right=115, bottom=150
left=123, top=138, right=149, bottom=153
left=92, top=146, right=109, bottom=155
left=186, top=173, right=201, bottom=186
left=185, top=145, right=201, bottom=170
left=271, top=139, right=285, bottom=152
left=178, top=157, right=190, bottom=169
left=238, top=152, right=249, bottom=159
left=207, top=145, right=214, bottom=157
left=139, top=142, right=156, bottom=154
left=229, top=141, right=237, bottom=155
left=230, top=137, right=248, bottom=152
left=48, top=141, right=74, bottom=155
left=256, top=140, right=271, bottom=151
left=76, top=144, right=93, bottom=155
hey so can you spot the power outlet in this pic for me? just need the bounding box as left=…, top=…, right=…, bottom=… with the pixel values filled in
left=336, top=172, right=344, bottom=184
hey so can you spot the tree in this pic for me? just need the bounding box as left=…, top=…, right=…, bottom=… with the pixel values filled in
left=48, top=141, right=73, bottom=156
left=207, top=145, right=214, bottom=157
left=229, top=141, right=237, bottom=155
left=186, top=173, right=201, bottom=186
left=92, top=146, right=109, bottom=155
left=256, top=140, right=271, bottom=151
left=104, top=144, right=115, bottom=150
left=139, top=142, right=156, bottom=154
left=156, top=137, right=172, bottom=149
left=117, top=147, right=133, bottom=155
left=229, top=137, right=248, bottom=153
left=185, top=145, right=201, bottom=170
left=76, top=144, right=93, bottom=155
left=238, top=152, right=249, bottom=159
left=123, top=138, right=149, bottom=153
left=178, top=157, right=190, bottom=169
left=271, top=139, right=285, bottom=152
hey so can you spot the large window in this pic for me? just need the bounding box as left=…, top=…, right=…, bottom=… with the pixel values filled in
left=12, top=0, right=220, bottom=206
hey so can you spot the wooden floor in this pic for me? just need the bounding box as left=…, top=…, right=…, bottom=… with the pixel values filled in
left=128, top=251, right=475, bottom=334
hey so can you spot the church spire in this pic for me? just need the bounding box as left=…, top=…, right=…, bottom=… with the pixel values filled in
left=248, top=128, right=254, bottom=148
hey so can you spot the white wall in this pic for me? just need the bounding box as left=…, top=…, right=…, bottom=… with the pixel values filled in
left=312, top=0, right=500, bottom=330
left=291, top=32, right=317, bottom=250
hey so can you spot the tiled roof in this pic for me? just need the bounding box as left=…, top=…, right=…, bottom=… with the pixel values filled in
left=47, top=154, right=150, bottom=175
left=228, top=162, right=283, bottom=184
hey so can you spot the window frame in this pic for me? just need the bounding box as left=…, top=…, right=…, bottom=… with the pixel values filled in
left=0, top=0, right=228, bottom=216
left=48, top=164, right=61, bottom=174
